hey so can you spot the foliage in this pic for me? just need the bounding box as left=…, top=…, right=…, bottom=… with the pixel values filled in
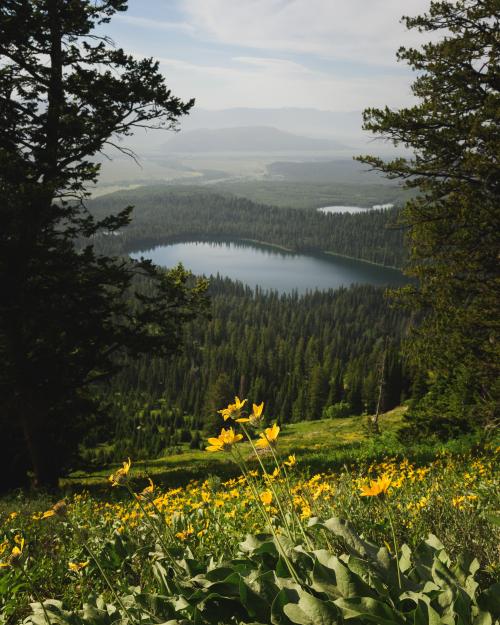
left=82, top=281, right=413, bottom=463
left=358, top=0, right=500, bottom=432
left=89, top=186, right=407, bottom=268
left=1, top=440, right=498, bottom=624
left=213, top=179, right=411, bottom=210
left=0, top=0, right=207, bottom=490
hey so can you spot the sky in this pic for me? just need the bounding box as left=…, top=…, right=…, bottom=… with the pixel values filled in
left=104, top=0, right=433, bottom=113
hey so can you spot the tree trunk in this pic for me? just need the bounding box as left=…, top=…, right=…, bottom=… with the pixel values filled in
left=19, top=401, right=59, bottom=488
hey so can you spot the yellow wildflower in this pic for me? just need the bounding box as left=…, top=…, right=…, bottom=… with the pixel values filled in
left=218, top=396, right=247, bottom=421
left=0, top=536, right=25, bottom=568
left=206, top=427, right=243, bottom=452
left=452, top=495, right=466, bottom=509
left=41, top=499, right=67, bottom=520
left=109, top=459, right=132, bottom=487
left=139, top=478, right=155, bottom=499
left=68, top=561, right=89, bottom=573
left=255, top=424, right=280, bottom=449
left=300, top=505, right=312, bottom=519
left=260, top=490, right=273, bottom=506
left=175, top=526, right=194, bottom=541
left=237, top=401, right=264, bottom=426
left=0, top=540, right=9, bottom=567
left=283, top=454, right=296, bottom=468
left=360, top=474, right=392, bottom=498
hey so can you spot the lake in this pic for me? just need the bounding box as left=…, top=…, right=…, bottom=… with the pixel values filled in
left=317, top=203, right=394, bottom=214
left=130, top=239, right=407, bottom=295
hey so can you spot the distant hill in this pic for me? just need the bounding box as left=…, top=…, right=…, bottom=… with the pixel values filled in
left=267, top=159, right=395, bottom=184
left=162, top=126, right=348, bottom=153
left=180, top=108, right=364, bottom=141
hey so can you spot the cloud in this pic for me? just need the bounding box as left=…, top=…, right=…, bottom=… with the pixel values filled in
left=156, top=54, right=415, bottom=111
left=113, top=14, right=195, bottom=34
left=182, top=0, right=432, bottom=66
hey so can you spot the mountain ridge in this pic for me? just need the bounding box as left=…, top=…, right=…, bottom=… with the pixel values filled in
left=162, top=125, right=349, bottom=153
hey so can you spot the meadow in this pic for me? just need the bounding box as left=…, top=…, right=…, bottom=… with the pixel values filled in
left=1, top=404, right=499, bottom=624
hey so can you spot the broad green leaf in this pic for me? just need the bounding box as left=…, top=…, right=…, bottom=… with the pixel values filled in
left=311, top=551, right=375, bottom=600
left=346, top=555, right=388, bottom=596
left=205, top=566, right=239, bottom=582
left=473, top=612, right=493, bottom=625
left=399, top=544, right=412, bottom=574
left=411, top=598, right=442, bottom=625
left=335, top=596, right=405, bottom=624
left=309, top=517, right=378, bottom=559
left=29, top=601, right=84, bottom=625
left=284, top=590, right=341, bottom=625
left=238, top=576, right=272, bottom=622
left=477, top=583, right=500, bottom=617
left=271, top=587, right=300, bottom=625
left=240, top=533, right=275, bottom=554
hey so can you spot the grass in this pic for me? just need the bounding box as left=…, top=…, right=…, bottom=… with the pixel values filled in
left=61, top=406, right=486, bottom=496
left=1, top=406, right=498, bottom=624
left=62, top=408, right=408, bottom=492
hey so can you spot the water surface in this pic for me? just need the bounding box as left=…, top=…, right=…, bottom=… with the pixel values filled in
left=318, top=203, right=394, bottom=214
left=131, top=239, right=406, bottom=294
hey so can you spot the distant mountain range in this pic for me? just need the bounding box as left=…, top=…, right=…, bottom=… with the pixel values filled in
left=180, top=107, right=365, bottom=141
left=162, top=126, right=349, bottom=153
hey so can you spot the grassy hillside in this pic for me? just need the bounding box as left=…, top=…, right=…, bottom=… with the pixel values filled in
left=62, top=407, right=478, bottom=493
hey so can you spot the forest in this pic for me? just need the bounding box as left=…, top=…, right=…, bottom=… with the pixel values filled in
left=84, top=278, right=413, bottom=464
left=1, top=1, right=499, bottom=624
left=90, top=185, right=407, bottom=268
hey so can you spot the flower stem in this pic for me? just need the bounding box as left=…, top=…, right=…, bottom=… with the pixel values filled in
left=19, top=567, right=52, bottom=625
left=240, top=424, right=294, bottom=542
left=263, top=435, right=313, bottom=550
left=67, top=519, right=138, bottom=624
left=231, top=446, right=302, bottom=586
left=126, top=485, right=183, bottom=575
left=386, top=503, right=401, bottom=590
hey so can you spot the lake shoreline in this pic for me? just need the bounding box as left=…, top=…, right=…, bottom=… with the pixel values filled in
left=129, top=235, right=401, bottom=270
left=322, top=250, right=402, bottom=271
left=130, top=237, right=408, bottom=294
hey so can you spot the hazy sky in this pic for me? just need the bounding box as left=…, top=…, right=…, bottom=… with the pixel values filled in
left=104, top=0, right=432, bottom=112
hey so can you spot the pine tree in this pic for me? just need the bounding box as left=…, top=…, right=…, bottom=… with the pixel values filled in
left=358, top=0, right=500, bottom=431
left=0, top=0, right=207, bottom=489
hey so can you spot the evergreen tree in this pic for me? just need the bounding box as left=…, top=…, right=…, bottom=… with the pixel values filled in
left=204, top=373, right=233, bottom=434
left=358, top=0, right=500, bottom=432
left=0, top=0, right=207, bottom=489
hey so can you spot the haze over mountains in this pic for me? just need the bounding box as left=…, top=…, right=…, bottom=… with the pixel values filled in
left=162, top=126, right=348, bottom=153
left=125, top=107, right=375, bottom=154
left=95, top=107, right=402, bottom=192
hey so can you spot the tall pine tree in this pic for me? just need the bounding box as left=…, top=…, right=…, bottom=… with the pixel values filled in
left=358, top=0, right=500, bottom=434
left=0, top=0, right=207, bottom=489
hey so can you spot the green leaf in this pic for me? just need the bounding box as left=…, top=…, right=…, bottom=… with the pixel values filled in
left=240, top=533, right=275, bottom=554
left=238, top=576, right=272, bottom=622
left=311, top=550, right=376, bottom=600
left=29, top=601, right=84, bottom=625
left=335, top=597, right=405, bottom=624
left=484, top=512, right=500, bottom=527
left=473, top=612, right=493, bottom=625
left=309, top=517, right=378, bottom=559
left=477, top=583, right=500, bottom=617
left=411, top=598, right=442, bottom=625
left=271, top=587, right=300, bottom=625
left=346, top=555, right=388, bottom=596
left=399, top=544, right=412, bottom=574
left=284, top=590, right=341, bottom=625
